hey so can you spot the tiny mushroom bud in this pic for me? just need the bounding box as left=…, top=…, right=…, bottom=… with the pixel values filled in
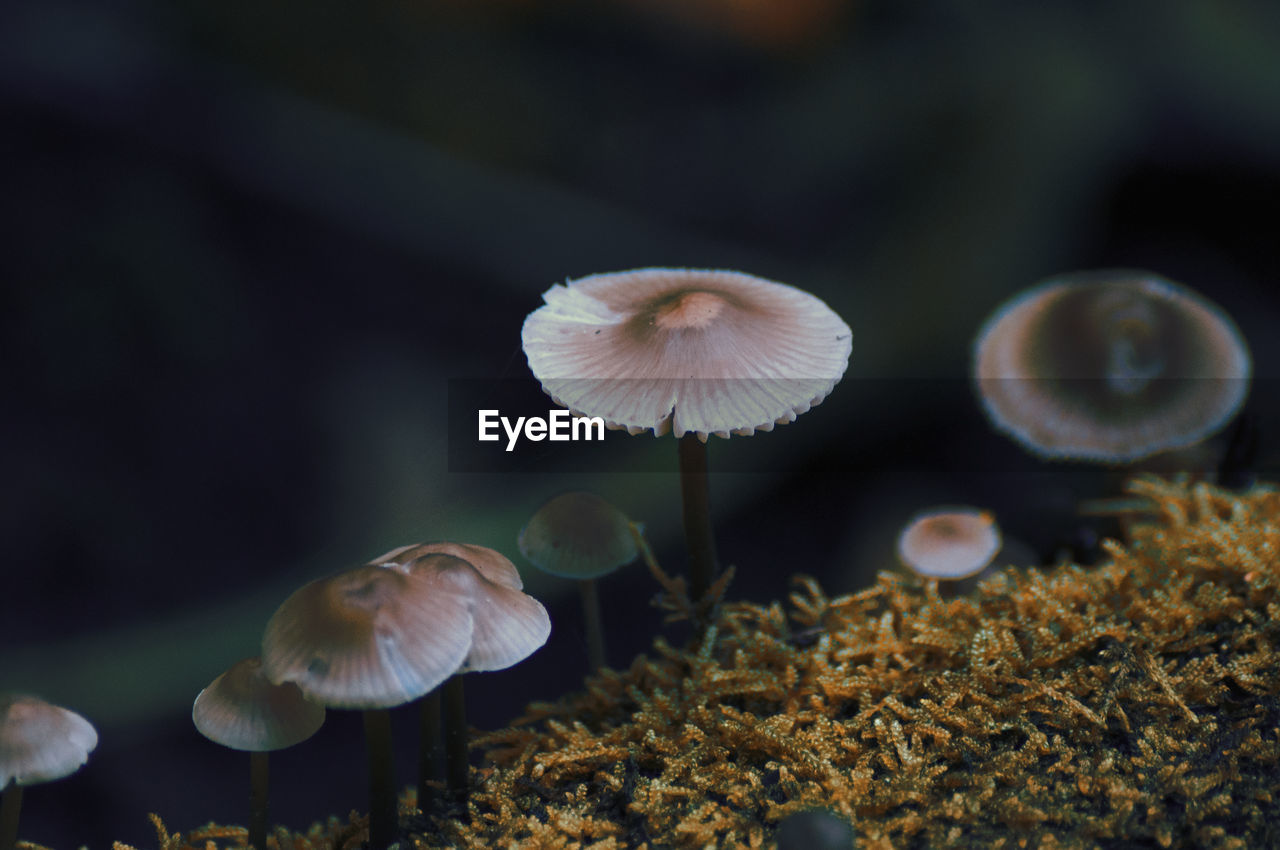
left=897, top=507, right=1002, bottom=594
left=522, top=268, right=851, bottom=615
left=972, top=270, right=1251, bottom=463
left=193, top=658, right=324, bottom=850
left=0, top=694, right=98, bottom=850
left=518, top=490, right=639, bottom=671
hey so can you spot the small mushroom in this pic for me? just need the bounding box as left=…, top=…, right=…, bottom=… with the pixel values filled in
left=972, top=270, right=1251, bottom=463
left=193, top=657, right=325, bottom=850
left=522, top=268, right=851, bottom=614
left=372, top=544, right=550, bottom=809
left=0, top=694, right=97, bottom=850
left=261, top=561, right=476, bottom=848
left=518, top=491, right=638, bottom=672
left=897, top=507, right=1002, bottom=597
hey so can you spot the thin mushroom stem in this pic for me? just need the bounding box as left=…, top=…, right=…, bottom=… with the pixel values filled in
left=363, top=708, right=397, bottom=849
left=248, top=751, right=269, bottom=850
left=417, top=690, right=442, bottom=813
left=0, top=782, right=21, bottom=850
left=578, top=578, right=607, bottom=672
left=442, top=674, right=469, bottom=805
left=678, top=433, right=718, bottom=617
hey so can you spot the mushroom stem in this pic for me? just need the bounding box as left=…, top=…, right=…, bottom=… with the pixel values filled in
left=678, top=434, right=718, bottom=614
left=442, top=674, right=469, bottom=804
left=417, top=690, right=441, bottom=813
left=578, top=578, right=607, bottom=671
left=0, top=782, right=21, bottom=850
left=363, top=708, right=397, bottom=849
left=248, top=751, right=269, bottom=850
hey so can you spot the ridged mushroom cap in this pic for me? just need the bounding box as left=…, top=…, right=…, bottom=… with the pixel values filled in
left=402, top=553, right=551, bottom=673
left=0, top=693, right=98, bottom=787
left=897, top=507, right=1002, bottom=580
left=261, top=561, right=475, bottom=709
left=373, top=541, right=524, bottom=590
left=972, top=270, right=1251, bottom=462
left=193, top=657, right=325, bottom=752
left=521, top=268, right=852, bottom=440
left=518, top=491, right=638, bottom=580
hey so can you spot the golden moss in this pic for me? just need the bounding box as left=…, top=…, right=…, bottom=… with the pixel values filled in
left=126, top=476, right=1280, bottom=849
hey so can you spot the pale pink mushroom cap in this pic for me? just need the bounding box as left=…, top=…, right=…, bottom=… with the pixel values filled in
left=261, top=561, right=476, bottom=709
left=897, top=507, right=1002, bottom=580
left=401, top=552, right=551, bottom=673
left=973, top=271, right=1251, bottom=462
left=0, top=694, right=98, bottom=787
left=193, top=657, right=325, bottom=752
left=521, top=268, right=852, bottom=439
left=518, top=491, right=638, bottom=580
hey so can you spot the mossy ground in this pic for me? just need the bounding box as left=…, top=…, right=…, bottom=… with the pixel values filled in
left=100, top=476, right=1279, bottom=850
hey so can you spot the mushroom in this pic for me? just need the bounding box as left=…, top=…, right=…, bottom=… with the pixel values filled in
left=0, top=694, right=97, bottom=850
left=370, top=543, right=550, bottom=809
left=518, top=491, right=638, bottom=672
left=897, top=507, right=1002, bottom=597
left=972, top=270, right=1251, bottom=463
left=261, top=560, right=476, bottom=848
left=193, top=657, right=325, bottom=850
left=522, top=268, right=851, bottom=614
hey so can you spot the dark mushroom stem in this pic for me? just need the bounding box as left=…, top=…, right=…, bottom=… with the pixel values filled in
left=442, top=674, right=469, bottom=805
left=418, top=690, right=442, bottom=812
left=248, top=752, right=269, bottom=850
left=678, top=433, right=718, bottom=615
left=363, top=709, right=397, bottom=848
left=578, top=578, right=607, bottom=671
left=1, top=781, right=22, bottom=850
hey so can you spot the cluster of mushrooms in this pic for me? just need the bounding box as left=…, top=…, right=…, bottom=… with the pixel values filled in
left=3, top=266, right=1252, bottom=849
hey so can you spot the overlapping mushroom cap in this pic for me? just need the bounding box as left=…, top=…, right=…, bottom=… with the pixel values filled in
left=897, top=507, right=1002, bottom=581
left=522, top=268, right=852, bottom=439
left=193, top=657, right=325, bottom=752
left=0, top=694, right=98, bottom=787
left=973, top=271, right=1251, bottom=462
left=261, top=561, right=477, bottom=709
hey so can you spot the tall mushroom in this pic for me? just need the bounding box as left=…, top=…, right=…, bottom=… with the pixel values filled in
left=972, top=270, right=1251, bottom=463
left=261, top=560, right=476, bottom=848
left=371, top=542, right=550, bottom=809
left=0, top=694, right=97, bottom=850
left=522, top=268, right=851, bottom=616
left=193, top=657, right=325, bottom=850
left=518, top=491, right=638, bottom=672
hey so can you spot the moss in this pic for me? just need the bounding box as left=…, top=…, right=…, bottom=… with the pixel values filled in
left=107, top=475, right=1279, bottom=849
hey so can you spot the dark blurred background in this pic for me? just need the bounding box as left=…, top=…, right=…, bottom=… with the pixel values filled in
left=3, top=0, right=1279, bottom=846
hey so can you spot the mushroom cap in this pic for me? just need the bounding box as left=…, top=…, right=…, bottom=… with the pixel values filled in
left=261, top=561, right=476, bottom=709
left=402, top=552, right=551, bottom=673
left=372, top=541, right=524, bottom=590
left=518, top=491, right=639, bottom=580
left=897, top=507, right=1002, bottom=580
left=193, top=657, right=325, bottom=752
left=972, top=270, right=1251, bottom=462
left=0, top=693, right=98, bottom=787
left=521, top=268, right=852, bottom=439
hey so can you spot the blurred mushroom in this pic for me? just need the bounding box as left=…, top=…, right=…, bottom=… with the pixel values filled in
left=0, top=694, right=97, bottom=850
left=193, top=657, right=325, bottom=850
left=972, top=270, right=1251, bottom=463
left=897, top=507, right=1002, bottom=597
left=518, top=491, right=639, bottom=672
left=372, top=543, right=549, bottom=809
left=522, top=268, right=851, bottom=614
left=261, top=560, right=475, bottom=848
